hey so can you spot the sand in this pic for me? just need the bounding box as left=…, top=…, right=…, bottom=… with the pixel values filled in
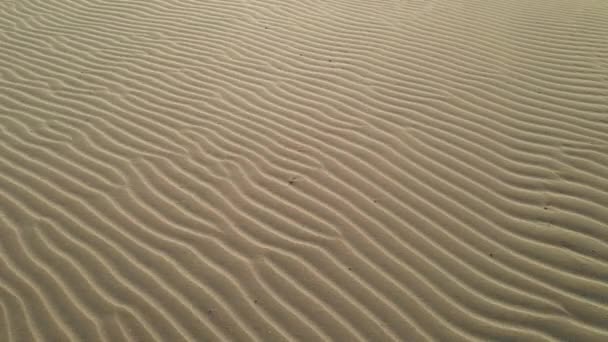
left=1, top=0, right=608, bottom=340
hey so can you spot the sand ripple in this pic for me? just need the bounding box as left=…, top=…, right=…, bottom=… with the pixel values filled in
left=1, top=0, right=608, bottom=340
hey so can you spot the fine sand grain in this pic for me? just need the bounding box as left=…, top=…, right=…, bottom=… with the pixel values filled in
left=2, top=0, right=608, bottom=340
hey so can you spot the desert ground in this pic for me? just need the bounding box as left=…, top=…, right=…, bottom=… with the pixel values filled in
left=1, top=0, right=608, bottom=340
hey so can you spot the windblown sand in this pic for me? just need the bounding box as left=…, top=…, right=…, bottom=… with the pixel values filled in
left=1, top=0, right=608, bottom=340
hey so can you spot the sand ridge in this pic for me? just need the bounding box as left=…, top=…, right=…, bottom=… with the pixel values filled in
left=1, top=0, right=608, bottom=340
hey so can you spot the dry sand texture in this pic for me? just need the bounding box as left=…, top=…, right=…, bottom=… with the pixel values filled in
left=1, top=0, right=608, bottom=340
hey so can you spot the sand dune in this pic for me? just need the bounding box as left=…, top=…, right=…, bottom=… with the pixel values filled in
left=1, top=0, right=608, bottom=340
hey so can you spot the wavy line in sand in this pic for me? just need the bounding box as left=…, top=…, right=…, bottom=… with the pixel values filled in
left=2, top=0, right=608, bottom=340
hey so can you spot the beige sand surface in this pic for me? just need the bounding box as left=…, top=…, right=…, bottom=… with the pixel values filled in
left=1, top=0, right=608, bottom=340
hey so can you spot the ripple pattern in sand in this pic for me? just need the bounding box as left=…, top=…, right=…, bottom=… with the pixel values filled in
left=1, top=0, right=608, bottom=341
